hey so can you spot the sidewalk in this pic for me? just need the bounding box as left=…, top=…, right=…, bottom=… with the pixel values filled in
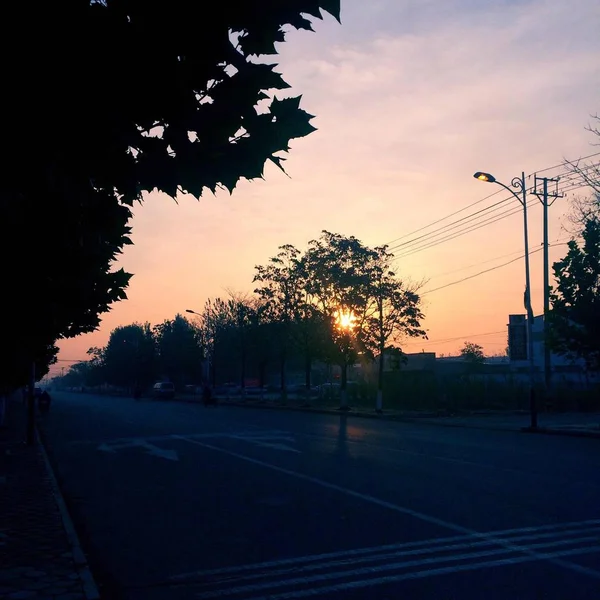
left=0, top=397, right=99, bottom=600
left=217, top=396, right=600, bottom=438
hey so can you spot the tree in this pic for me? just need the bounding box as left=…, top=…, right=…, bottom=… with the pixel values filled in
left=291, top=304, right=332, bottom=398
left=0, top=342, right=58, bottom=397
left=224, top=292, right=260, bottom=394
left=102, top=323, right=157, bottom=390
left=57, top=362, right=95, bottom=390
left=360, top=246, right=427, bottom=412
left=303, top=231, right=375, bottom=408
left=564, top=116, right=599, bottom=231
left=549, top=217, right=600, bottom=371
left=154, top=315, right=204, bottom=389
left=197, top=298, right=232, bottom=386
left=2, top=1, right=339, bottom=392
left=460, top=342, right=486, bottom=369
left=254, top=245, right=304, bottom=397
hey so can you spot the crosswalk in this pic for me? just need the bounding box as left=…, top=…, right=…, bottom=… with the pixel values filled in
left=167, top=519, right=600, bottom=599
left=95, top=430, right=301, bottom=459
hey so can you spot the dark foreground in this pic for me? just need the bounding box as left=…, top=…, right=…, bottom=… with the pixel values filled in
left=40, top=392, right=600, bottom=599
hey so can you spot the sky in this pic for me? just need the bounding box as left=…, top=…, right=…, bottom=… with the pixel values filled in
left=54, top=0, right=600, bottom=375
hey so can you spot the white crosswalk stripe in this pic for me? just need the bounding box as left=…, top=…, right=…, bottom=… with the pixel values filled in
left=165, top=520, right=600, bottom=598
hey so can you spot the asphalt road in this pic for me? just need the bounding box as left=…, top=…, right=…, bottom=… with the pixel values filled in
left=41, top=392, right=600, bottom=600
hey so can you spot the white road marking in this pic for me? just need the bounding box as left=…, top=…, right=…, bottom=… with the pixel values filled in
left=230, top=433, right=301, bottom=453
left=177, top=436, right=600, bottom=581
left=173, top=526, right=600, bottom=586
left=170, top=518, right=600, bottom=581
left=83, top=429, right=294, bottom=447
left=194, top=538, right=600, bottom=598
left=95, top=430, right=299, bottom=457
left=241, top=545, right=600, bottom=600
left=98, top=439, right=178, bottom=461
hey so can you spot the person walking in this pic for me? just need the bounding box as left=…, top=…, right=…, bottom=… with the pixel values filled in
left=38, top=389, right=52, bottom=414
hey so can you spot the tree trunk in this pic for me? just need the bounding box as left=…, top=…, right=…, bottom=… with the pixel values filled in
left=211, top=337, right=218, bottom=387
left=259, top=360, right=266, bottom=401
left=340, top=359, right=349, bottom=410
left=240, top=343, right=246, bottom=399
left=304, top=354, right=312, bottom=404
left=280, top=351, right=287, bottom=402
left=377, top=342, right=384, bottom=413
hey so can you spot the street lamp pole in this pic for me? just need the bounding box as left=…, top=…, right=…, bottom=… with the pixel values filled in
left=474, top=171, right=537, bottom=429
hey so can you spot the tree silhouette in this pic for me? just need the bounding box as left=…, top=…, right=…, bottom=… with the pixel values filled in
left=2, top=0, right=340, bottom=391
left=460, top=342, right=486, bottom=369
left=549, top=217, right=600, bottom=371
left=360, top=246, right=427, bottom=411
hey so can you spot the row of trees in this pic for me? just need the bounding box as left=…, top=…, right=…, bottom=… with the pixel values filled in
left=1, top=1, right=340, bottom=394
left=59, top=316, right=204, bottom=392
left=59, top=231, right=427, bottom=410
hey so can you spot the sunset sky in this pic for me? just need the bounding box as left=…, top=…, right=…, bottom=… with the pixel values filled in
left=54, top=0, right=600, bottom=376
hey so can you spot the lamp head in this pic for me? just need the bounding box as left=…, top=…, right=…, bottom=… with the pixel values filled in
left=474, top=171, right=496, bottom=183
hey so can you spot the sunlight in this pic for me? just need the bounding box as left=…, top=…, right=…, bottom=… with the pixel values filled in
left=336, top=309, right=356, bottom=330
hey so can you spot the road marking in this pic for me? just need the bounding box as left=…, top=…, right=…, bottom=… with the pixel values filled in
left=98, top=439, right=179, bottom=461
left=172, top=525, right=600, bottom=586
left=230, top=433, right=300, bottom=454
left=94, top=430, right=299, bottom=457
left=240, top=545, right=600, bottom=600
left=193, top=538, right=600, bottom=598
left=170, top=518, right=600, bottom=581
left=177, top=436, right=600, bottom=582
left=81, top=429, right=294, bottom=447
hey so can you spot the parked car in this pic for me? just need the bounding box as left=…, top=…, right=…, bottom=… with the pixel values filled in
left=153, top=382, right=175, bottom=399
left=213, top=383, right=241, bottom=396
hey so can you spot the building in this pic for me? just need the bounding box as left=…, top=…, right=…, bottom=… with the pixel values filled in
left=508, top=313, right=599, bottom=387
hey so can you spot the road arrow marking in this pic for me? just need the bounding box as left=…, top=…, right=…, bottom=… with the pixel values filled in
left=139, top=441, right=179, bottom=461
left=97, top=439, right=179, bottom=461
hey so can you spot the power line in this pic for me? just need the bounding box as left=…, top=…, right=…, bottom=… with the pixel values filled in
left=403, top=330, right=507, bottom=346
left=54, top=358, right=89, bottom=363
left=427, top=236, right=570, bottom=280
left=387, top=193, right=517, bottom=253
left=385, top=187, right=505, bottom=247
left=385, top=155, right=599, bottom=253
left=421, top=240, right=569, bottom=296
left=534, top=151, right=600, bottom=175
left=393, top=200, right=538, bottom=260
left=422, top=251, right=540, bottom=295
left=428, top=247, right=528, bottom=280
left=390, top=169, right=595, bottom=262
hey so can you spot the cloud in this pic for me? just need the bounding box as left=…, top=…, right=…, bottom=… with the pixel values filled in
left=56, top=0, right=600, bottom=361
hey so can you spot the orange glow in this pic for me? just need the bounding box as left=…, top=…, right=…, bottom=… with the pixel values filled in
left=51, top=3, right=598, bottom=376
left=336, top=309, right=356, bottom=330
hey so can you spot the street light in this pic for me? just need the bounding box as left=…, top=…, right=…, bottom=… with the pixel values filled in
left=473, top=171, right=538, bottom=429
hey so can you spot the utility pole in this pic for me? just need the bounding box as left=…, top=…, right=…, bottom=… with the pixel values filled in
left=473, top=170, right=537, bottom=429
left=533, top=175, right=562, bottom=401
left=519, top=172, right=537, bottom=429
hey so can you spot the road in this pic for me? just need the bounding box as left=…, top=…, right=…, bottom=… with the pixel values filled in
left=41, top=392, right=600, bottom=600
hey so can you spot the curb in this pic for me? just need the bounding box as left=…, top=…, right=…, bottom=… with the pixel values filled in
left=521, top=426, right=600, bottom=439
left=36, top=428, right=101, bottom=600
left=217, top=399, right=600, bottom=438
left=218, top=399, right=516, bottom=431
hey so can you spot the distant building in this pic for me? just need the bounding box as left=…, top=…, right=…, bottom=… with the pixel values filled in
left=508, top=313, right=599, bottom=386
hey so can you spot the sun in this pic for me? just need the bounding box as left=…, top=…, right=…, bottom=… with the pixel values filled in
left=336, top=309, right=356, bottom=330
